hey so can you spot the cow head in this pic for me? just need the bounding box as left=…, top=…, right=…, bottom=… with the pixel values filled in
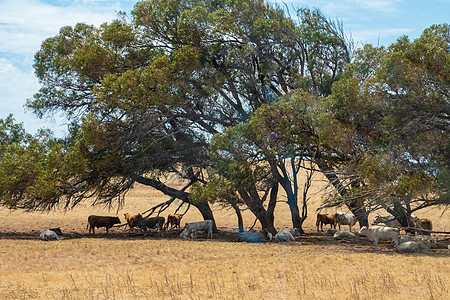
left=50, top=227, right=63, bottom=236
left=357, top=226, right=368, bottom=237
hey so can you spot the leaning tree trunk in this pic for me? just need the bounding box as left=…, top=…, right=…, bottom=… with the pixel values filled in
left=135, top=176, right=218, bottom=232
left=231, top=202, right=244, bottom=233
left=316, top=160, right=369, bottom=228
left=238, top=185, right=278, bottom=236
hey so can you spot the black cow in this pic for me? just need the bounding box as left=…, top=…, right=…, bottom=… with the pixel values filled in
left=87, top=215, right=121, bottom=234
left=132, top=217, right=165, bottom=237
left=49, top=227, right=63, bottom=236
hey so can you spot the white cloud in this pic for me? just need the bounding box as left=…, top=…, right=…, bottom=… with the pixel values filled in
left=347, top=0, right=403, bottom=13
left=350, top=27, right=414, bottom=46
left=0, top=58, right=38, bottom=109
left=0, top=0, right=136, bottom=135
left=0, top=0, right=134, bottom=56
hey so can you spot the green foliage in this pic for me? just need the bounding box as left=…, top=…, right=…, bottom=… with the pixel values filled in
left=189, top=171, right=242, bottom=206
left=320, top=24, right=450, bottom=210
left=8, top=0, right=447, bottom=218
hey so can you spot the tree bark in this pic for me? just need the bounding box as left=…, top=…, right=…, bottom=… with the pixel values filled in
left=231, top=202, right=244, bottom=233
left=135, top=176, right=217, bottom=232
left=316, top=160, right=369, bottom=227
left=270, top=159, right=304, bottom=232
left=238, top=186, right=277, bottom=235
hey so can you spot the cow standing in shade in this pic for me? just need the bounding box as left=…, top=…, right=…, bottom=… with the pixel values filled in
left=180, top=220, right=213, bottom=239
left=316, top=213, right=335, bottom=232
left=334, top=212, right=358, bottom=232
left=358, top=226, right=399, bottom=250
left=132, top=216, right=165, bottom=237
left=87, top=215, right=121, bottom=234
left=124, top=213, right=143, bottom=230
left=164, top=214, right=183, bottom=231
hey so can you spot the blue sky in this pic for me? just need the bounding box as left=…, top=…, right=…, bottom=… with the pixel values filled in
left=1, top=0, right=449, bottom=137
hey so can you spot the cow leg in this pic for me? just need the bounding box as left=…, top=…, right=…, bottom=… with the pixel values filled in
left=349, top=225, right=352, bottom=233
left=374, top=237, right=379, bottom=250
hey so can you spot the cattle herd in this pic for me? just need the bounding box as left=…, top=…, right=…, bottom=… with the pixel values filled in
left=38, top=210, right=448, bottom=254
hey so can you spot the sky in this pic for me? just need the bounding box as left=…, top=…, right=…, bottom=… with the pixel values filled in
left=0, top=0, right=449, bottom=137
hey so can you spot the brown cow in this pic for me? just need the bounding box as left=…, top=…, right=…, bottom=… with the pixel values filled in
left=316, top=213, right=335, bottom=232
left=124, top=213, right=143, bottom=230
left=87, top=215, right=121, bottom=234
left=164, top=214, right=183, bottom=231
left=132, top=217, right=165, bottom=237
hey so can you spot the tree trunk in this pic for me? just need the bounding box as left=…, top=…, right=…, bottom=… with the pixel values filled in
left=231, top=203, right=244, bottom=233
left=272, top=160, right=304, bottom=232
left=135, top=176, right=218, bottom=232
left=348, top=206, right=369, bottom=228
left=315, top=160, right=369, bottom=228
left=238, top=186, right=277, bottom=235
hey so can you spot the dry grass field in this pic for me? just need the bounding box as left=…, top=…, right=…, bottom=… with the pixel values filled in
left=1, top=174, right=449, bottom=299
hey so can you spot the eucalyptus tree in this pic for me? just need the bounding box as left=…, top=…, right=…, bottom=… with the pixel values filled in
left=19, top=0, right=308, bottom=229
left=318, top=24, right=450, bottom=225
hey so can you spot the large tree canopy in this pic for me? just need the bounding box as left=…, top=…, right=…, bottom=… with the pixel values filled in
left=317, top=24, right=450, bottom=225
left=0, top=0, right=448, bottom=233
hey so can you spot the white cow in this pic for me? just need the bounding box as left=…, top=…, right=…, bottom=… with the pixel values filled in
left=358, top=226, right=399, bottom=250
left=274, top=229, right=296, bottom=243
left=180, top=220, right=213, bottom=239
left=334, top=212, right=358, bottom=232
left=397, top=241, right=430, bottom=254
left=399, top=234, right=437, bottom=248
left=39, top=229, right=62, bottom=241
left=332, top=230, right=356, bottom=240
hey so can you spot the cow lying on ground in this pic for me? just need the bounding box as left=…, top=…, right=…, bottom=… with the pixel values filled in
left=238, top=230, right=272, bottom=243
left=180, top=220, right=213, bottom=239
left=399, top=234, right=437, bottom=248
left=397, top=241, right=430, bottom=254
left=132, top=217, right=165, bottom=237
left=124, top=213, right=143, bottom=230
left=334, top=212, right=358, bottom=232
left=316, top=213, right=335, bottom=232
left=326, top=228, right=338, bottom=236
left=358, top=226, right=399, bottom=250
left=164, top=214, right=183, bottom=231
left=274, top=228, right=299, bottom=243
left=87, top=215, right=121, bottom=234
left=39, top=228, right=63, bottom=241
left=331, top=230, right=356, bottom=240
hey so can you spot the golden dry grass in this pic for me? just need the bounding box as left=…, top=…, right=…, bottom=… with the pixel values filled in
left=1, top=174, right=449, bottom=299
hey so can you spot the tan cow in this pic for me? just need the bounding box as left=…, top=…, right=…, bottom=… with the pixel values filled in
left=124, top=213, right=143, bottom=230
left=164, top=214, right=183, bottom=231
left=316, top=213, right=335, bottom=232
